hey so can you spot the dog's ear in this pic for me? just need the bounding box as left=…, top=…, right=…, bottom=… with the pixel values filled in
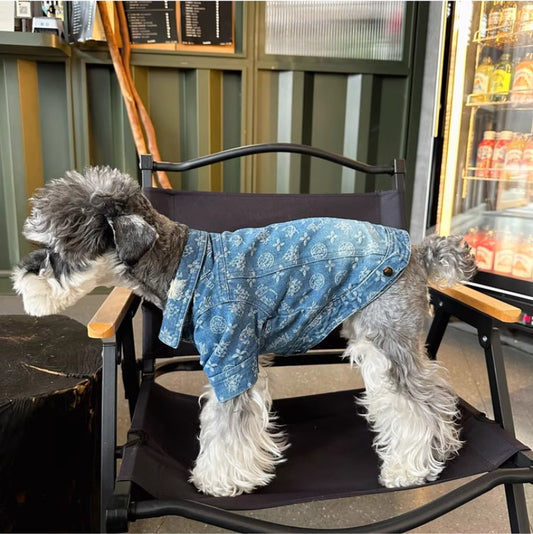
left=109, top=214, right=157, bottom=264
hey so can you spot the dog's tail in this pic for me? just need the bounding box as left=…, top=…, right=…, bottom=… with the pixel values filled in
left=416, top=234, right=477, bottom=288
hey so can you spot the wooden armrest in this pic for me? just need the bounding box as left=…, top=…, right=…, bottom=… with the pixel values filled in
left=88, top=287, right=137, bottom=339
left=429, top=283, right=522, bottom=324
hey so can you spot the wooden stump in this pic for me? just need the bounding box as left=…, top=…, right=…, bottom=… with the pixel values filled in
left=0, top=315, right=102, bottom=533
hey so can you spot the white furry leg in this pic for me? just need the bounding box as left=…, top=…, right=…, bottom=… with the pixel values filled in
left=189, top=367, right=288, bottom=497
left=345, top=339, right=462, bottom=488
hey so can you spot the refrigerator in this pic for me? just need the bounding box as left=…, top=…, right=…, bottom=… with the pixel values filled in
left=436, top=0, right=533, bottom=329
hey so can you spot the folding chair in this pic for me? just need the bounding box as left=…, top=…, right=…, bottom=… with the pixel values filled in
left=88, top=144, right=533, bottom=533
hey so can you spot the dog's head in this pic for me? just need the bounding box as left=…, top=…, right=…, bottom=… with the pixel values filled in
left=12, top=167, right=164, bottom=316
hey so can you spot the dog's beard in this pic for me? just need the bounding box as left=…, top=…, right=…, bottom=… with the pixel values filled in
left=12, top=251, right=125, bottom=316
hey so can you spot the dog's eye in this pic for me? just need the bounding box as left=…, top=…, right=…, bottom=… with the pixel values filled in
left=27, top=263, right=41, bottom=275
left=21, top=249, right=49, bottom=275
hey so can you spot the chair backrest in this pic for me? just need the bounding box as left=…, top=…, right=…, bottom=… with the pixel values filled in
left=139, top=144, right=407, bottom=360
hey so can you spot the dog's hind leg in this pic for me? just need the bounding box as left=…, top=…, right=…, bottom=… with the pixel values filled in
left=342, top=286, right=462, bottom=488
left=189, top=364, right=288, bottom=497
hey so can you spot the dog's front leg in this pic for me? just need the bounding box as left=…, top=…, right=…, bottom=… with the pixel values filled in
left=190, top=366, right=288, bottom=497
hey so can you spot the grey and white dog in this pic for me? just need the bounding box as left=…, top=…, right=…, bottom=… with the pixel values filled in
left=13, top=167, right=476, bottom=497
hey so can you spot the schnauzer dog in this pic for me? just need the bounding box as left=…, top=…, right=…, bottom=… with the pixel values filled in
left=13, top=166, right=476, bottom=497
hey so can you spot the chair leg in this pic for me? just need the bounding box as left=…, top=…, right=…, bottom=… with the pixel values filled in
left=100, top=340, right=119, bottom=533
left=479, top=325, right=516, bottom=433
left=118, top=313, right=140, bottom=418
left=478, top=326, right=531, bottom=533
left=425, top=300, right=452, bottom=360
left=504, top=484, right=531, bottom=533
left=106, top=482, right=132, bottom=533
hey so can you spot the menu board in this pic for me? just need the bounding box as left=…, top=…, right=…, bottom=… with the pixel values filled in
left=124, top=1, right=178, bottom=44
left=180, top=1, right=232, bottom=45
left=68, top=0, right=96, bottom=42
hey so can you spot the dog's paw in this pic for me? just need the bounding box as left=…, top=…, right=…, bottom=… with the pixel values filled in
left=189, top=463, right=274, bottom=497
left=378, top=462, right=442, bottom=488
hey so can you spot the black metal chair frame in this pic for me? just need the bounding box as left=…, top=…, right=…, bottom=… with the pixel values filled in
left=90, top=144, right=533, bottom=533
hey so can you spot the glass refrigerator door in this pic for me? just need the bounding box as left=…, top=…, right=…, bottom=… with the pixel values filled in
left=438, top=1, right=533, bottom=326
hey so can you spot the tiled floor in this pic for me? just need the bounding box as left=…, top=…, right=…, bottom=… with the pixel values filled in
left=1, top=292, right=532, bottom=532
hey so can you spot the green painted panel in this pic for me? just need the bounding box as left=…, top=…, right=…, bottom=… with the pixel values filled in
left=86, top=65, right=115, bottom=165
left=309, top=73, right=347, bottom=193
left=110, top=72, right=137, bottom=177
left=37, top=62, right=73, bottom=181
left=222, top=70, right=242, bottom=192
left=0, top=167, right=12, bottom=270
left=179, top=69, right=199, bottom=190
left=147, top=67, right=181, bottom=167
left=86, top=65, right=136, bottom=174
left=70, top=53, right=90, bottom=169
left=254, top=69, right=279, bottom=193
left=0, top=191, right=9, bottom=270
left=194, top=69, right=212, bottom=191
left=0, top=59, right=29, bottom=270
left=369, top=76, right=408, bottom=193
left=0, top=60, right=16, bottom=271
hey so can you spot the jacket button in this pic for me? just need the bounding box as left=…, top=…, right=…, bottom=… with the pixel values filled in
left=383, top=266, right=394, bottom=276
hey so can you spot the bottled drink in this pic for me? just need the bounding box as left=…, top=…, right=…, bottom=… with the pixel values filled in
left=520, top=134, right=533, bottom=181
left=511, top=51, right=533, bottom=102
left=512, top=235, right=533, bottom=279
left=503, top=133, right=525, bottom=179
left=472, top=54, right=494, bottom=102
left=489, top=52, right=513, bottom=101
left=497, top=1, right=517, bottom=43
left=487, top=1, right=502, bottom=40
left=476, top=229, right=496, bottom=271
left=479, top=1, right=489, bottom=39
left=475, top=130, right=496, bottom=177
left=510, top=52, right=523, bottom=87
left=517, top=2, right=533, bottom=42
left=494, top=230, right=516, bottom=274
left=464, top=227, right=483, bottom=256
left=490, top=130, right=513, bottom=178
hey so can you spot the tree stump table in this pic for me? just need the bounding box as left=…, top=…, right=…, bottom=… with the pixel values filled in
left=0, top=315, right=102, bottom=532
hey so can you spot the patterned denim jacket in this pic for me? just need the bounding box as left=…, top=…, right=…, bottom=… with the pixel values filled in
left=159, top=218, right=411, bottom=402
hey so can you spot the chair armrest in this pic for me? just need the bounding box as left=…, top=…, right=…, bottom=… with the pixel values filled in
left=429, top=283, right=521, bottom=324
left=88, top=287, right=138, bottom=338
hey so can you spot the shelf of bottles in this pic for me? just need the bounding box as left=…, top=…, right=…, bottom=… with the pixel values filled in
left=461, top=1, right=533, bottom=284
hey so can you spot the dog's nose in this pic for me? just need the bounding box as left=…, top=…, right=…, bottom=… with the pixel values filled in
left=383, top=266, right=394, bottom=277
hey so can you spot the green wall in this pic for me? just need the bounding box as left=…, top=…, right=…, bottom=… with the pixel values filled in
left=0, top=2, right=429, bottom=292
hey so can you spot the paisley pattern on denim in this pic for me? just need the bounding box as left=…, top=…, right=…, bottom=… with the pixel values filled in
left=160, top=218, right=411, bottom=402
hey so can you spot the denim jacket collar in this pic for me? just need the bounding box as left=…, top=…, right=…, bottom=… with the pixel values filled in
left=159, top=229, right=207, bottom=348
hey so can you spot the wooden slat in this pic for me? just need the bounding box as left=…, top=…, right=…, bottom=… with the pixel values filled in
left=17, top=60, right=44, bottom=203
left=430, top=283, right=522, bottom=324
left=88, top=287, right=136, bottom=339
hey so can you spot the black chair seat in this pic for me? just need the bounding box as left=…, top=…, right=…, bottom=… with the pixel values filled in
left=118, top=382, right=527, bottom=511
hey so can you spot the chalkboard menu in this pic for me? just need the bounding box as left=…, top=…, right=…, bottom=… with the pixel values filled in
left=124, top=1, right=178, bottom=44
left=180, top=1, right=232, bottom=45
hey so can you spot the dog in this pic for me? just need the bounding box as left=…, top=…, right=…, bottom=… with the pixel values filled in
left=13, top=166, right=476, bottom=497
